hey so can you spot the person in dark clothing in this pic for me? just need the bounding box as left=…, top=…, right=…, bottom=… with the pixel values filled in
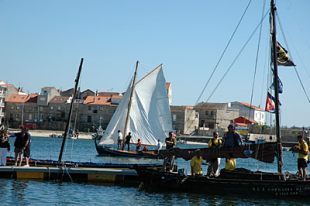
left=124, top=132, right=132, bottom=151
left=0, top=129, right=10, bottom=166
left=162, top=131, right=177, bottom=172
left=14, top=127, right=31, bottom=166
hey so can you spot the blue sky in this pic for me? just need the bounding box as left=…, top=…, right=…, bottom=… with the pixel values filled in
left=1, top=0, right=309, bottom=127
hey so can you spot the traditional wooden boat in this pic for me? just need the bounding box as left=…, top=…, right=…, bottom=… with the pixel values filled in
left=134, top=0, right=310, bottom=197
left=95, top=61, right=173, bottom=158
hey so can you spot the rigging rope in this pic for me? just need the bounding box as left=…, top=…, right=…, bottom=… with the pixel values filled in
left=194, top=0, right=253, bottom=105
left=276, top=10, right=310, bottom=104
left=248, top=0, right=267, bottom=121
left=206, top=11, right=270, bottom=102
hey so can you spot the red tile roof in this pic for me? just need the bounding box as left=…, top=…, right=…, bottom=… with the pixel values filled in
left=236, top=101, right=264, bottom=111
left=6, top=94, right=38, bottom=103
left=83, top=96, right=112, bottom=105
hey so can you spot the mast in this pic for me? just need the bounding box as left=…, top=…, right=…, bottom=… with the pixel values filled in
left=58, top=58, right=84, bottom=162
left=122, top=61, right=139, bottom=149
left=270, top=0, right=283, bottom=174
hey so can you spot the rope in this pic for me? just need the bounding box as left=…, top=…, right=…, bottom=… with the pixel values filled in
left=195, top=0, right=253, bottom=105
left=276, top=10, right=310, bottom=104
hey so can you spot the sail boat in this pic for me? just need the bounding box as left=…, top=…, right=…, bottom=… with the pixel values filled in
left=95, top=61, right=173, bottom=158
left=134, top=0, right=310, bottom=196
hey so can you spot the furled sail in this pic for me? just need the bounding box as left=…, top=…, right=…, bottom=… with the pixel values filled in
left=99, top=65, right=172, bottom=146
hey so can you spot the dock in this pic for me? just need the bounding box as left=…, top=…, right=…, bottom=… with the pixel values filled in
left=0, top=166, right=140, bottom=183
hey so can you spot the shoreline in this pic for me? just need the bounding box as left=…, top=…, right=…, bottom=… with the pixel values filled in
left=8, top=128, right=93, bottom=140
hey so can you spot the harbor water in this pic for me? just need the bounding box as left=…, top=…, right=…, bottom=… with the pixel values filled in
left=0, top=136, right=309, bottom=205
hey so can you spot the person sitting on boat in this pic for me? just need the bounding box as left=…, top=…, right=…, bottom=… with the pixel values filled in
left=222, top=125, right=243, bottom=147
left=156, top=139, right=162, bottom=154
left=224, top=152, right=236, bottom=171
left=295, top=135, right=309, bottom=181
left=190, top=149, right=208, bottom=177
left=207, top=131, right=222, bottom=177
left=136, top=139, right=141, bottom=151
left=162, top=131, right=177, bottom=172
left=124, top=132, right=131, bottom=151
left=143, top=146, right=148, bottom=151
left=117, top=130, right=123, bottom=150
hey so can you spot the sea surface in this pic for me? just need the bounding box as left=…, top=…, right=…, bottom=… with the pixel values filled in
left=0, top=136, right=309, bottom=205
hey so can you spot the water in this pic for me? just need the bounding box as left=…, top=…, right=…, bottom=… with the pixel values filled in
left=1, top=136, right=309, bottom=205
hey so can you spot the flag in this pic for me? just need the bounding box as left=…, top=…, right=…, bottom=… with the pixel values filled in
left=276, top=42, right=295, bottom=66
left=265, top=92, right=281, bottom=113
left=270, top=76, right=283, bottom=93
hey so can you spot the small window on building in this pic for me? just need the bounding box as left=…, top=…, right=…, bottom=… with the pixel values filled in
left=29, top=106, right=32, bottom=111
left=10, top=106, right=14, bottom=110
left=99, top=106, right=103, bottom=111
left=34, top=106, right=38, bottom=111
left=87, top=116, right=92, bottom=123
left=226, top=112, right=230, bottom=117
left=173, top=114, right=177, bottom=122
left=50, top=106, right=53, bottom=110
left=15, top=114, right=19, bottom=118
left=40, top=107, right=43, bottom=112
left=88, top=106, right=91, bottom=110
left=29, top=114, right=32, bottom=120
left=205, top=111, right=208, bottom=115
left=57, top=106, right=61, bottom=111
left=211, top=111, right=214, bottom=115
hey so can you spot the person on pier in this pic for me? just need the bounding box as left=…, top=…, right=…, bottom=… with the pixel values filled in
left=0, top=129, right=10, bottom=166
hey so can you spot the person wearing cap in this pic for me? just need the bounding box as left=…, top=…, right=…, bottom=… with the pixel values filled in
left=296, top=135, right=309, bottom=181
left=222, top=125, right=243, bottom=147
left=190, top=149, right=208, bottom=177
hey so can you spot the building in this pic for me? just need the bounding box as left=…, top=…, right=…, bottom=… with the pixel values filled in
left=194, top=102, right=239, bottom=130
left=0, top=81, right=24, bottom=125
left=230, top=101, right=266, bottom=125
left=171, top=106, right=199, bottom=135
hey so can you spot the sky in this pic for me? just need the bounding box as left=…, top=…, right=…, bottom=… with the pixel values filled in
left=1, top=0, right=309, bottom=127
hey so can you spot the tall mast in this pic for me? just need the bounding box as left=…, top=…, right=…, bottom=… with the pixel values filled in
left=122, top=61, right=139, bottom=148
left=58, top=58, right=83, bottom=162
left=270, top=0, right=283, bottom=174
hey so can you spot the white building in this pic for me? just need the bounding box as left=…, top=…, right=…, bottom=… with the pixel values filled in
left=230, top=101, right=266, bottom=125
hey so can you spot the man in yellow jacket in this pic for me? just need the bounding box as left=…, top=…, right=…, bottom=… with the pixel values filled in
left=190, top=149, right=208, bottom=177
left=297, top=135, right=309, bottom=181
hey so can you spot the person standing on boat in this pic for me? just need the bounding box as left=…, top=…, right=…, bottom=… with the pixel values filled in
left=156, top=139, right=162, bottom=154
left=190, top=149, right=208, bottom=177
left=136, top=139, right=141, bottom=151
left=224, top=152, right=236, bottom=171
left=22, top=127, right=31, bottom=167
left=14, top=127, right=30, bottom=166
left=222, top=125, right=243, bottom=147
left=162, top=131, right=177, bottom=172
left=124, top=132, right=131, bottom=151
left=207, top=131, right=222, bottom=177
left=296, top=135, right=309, bottom=181
left=0, top=129, right=10, bottom=166
left=117, top=130, right=123, bottom=150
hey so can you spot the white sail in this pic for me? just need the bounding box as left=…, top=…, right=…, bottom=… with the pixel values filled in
left=99, top=65, right=172, bottom=146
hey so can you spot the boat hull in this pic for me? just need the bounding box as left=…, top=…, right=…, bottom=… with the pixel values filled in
left=135, top=167, right=310, bottom=197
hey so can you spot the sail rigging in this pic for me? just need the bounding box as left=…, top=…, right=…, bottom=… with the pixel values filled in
left=99, top=64, right=172, bottom=147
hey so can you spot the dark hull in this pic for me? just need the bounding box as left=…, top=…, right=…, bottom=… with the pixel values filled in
left=135, top=167, right=310, bottom=197
left=5, top=156, right=162, bottom=169
left=95, top=139, right=163, bottom=159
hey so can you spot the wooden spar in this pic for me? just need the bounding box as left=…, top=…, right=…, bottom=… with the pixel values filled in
left=270, top=0, right=283, bottom=174
left=58, top=58, right=84, bottom=162
left=122, top=61, right=139, bottom=149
